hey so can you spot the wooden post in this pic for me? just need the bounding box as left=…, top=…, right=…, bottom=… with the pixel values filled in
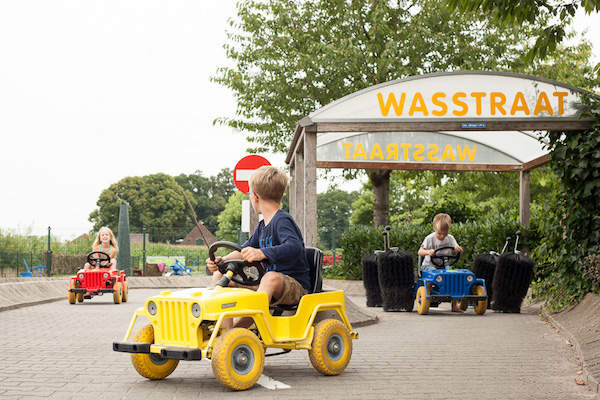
left=249, top=194, right=259, bottom=234
left=304, top=130, right=318, bottom=247
left=289, top=158, right=296, bottom=221
left=295, top=141, right=305, bottom=240
left=519, top=170, right=530, bottom=228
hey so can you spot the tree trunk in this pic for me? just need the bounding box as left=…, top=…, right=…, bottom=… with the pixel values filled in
left=367, top=170, right=390, bottom=227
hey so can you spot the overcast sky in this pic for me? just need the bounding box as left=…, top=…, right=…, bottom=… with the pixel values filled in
left=1, top=1, right=598, bottom=239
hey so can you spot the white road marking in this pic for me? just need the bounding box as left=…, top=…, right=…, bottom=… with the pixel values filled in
left=257, top=374, right=291, bottom=390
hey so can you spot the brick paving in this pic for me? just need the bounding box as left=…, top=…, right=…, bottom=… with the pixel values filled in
left=0, top=289, right=597, bottom=399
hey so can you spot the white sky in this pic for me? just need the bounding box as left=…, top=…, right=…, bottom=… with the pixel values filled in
left=1, top=1, right=598, bottom=239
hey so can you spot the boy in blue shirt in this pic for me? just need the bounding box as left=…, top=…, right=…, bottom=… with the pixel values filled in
left=206, top=166, right=310, bottom=326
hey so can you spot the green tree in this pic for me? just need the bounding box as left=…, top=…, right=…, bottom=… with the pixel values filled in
left=216, top=192, right=247, bottom=243
left=350, top=189, right=374, bottom=227
left=213, top=0, right=596, bottom=226
left=450, top=0, right=600, bottom=64
left=175, top=168, right=235, bottom=234
left=317, top=188, right=355, bottom=249
left=89, top=173, right=189, bottom=242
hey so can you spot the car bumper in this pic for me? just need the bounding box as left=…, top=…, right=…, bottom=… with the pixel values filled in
left=69, top=288, right=114, bottom=294
left=113, top=341, right=202, bottom=361
left=428, top=295, right=487, bottom=302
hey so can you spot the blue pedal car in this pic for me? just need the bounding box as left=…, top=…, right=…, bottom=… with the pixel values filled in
left=415, top=247, right=488, bottom=315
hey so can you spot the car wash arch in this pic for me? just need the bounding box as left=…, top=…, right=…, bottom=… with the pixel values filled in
left=285, top=71, right=597, bottom=247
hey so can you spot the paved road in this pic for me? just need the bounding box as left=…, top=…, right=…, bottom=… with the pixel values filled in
left=0, top=289, right=596, bottom=399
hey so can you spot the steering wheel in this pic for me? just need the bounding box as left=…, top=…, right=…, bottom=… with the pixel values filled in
left=87, top=251, right=111, bottom=268
left=208, top=241, right=265, bottom=287
left=430, top=246, right=460, bottom=268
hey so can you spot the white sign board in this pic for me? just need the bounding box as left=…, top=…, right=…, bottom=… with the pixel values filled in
left=310, top=72, right=582, bottom=122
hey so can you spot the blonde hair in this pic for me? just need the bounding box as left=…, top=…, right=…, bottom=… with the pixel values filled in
left=249, top=165, right=288, bottom=203
left=93, top=226, right=119, bottom=251
left=433, top=213, right=452, bottom=232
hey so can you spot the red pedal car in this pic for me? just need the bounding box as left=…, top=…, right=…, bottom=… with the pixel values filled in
left=68, top=251, right=128, bottom=304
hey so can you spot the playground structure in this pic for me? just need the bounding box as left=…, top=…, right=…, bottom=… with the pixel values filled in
left=20, top=258, right=46, bottom=278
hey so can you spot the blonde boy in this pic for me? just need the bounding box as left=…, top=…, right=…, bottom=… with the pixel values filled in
left=417, top=213, right=464, bottom=312
left=206, top=166, right=310, bottom=327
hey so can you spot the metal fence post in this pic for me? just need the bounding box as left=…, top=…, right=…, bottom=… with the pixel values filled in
left=46, top=226, right=52, bottom=276
left=142, top=226, right=146, bottom=276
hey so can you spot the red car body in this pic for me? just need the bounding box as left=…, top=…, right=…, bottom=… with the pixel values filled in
left=68, top=268, right=128, bottom=304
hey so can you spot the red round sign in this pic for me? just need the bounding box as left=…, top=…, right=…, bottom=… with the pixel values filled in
left=234, top=155, right=271, bottom=194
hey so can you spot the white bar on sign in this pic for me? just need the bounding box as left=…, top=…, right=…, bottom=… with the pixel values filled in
left=235, top=169, right=256, bottom=181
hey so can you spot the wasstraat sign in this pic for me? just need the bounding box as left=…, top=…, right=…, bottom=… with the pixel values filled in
left=309, top=72, right=582, bottom=122
left=316, top=131, right=545, bottom=166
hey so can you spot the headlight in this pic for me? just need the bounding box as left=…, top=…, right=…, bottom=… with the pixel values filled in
left=191, top=303, right=201, bottom=318
left=78, top=273, right=84, bottom=279
left=103, top=272, right=109, bottom=279
left=148, top=301, right=157, bottom=315
left=467, top=275, right=474, bottom=282
left=435, top=275, right=443, bottom=283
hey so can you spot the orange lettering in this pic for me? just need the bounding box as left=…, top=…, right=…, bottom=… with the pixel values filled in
left=386, top=144, right=398, bottom=160
left=353, top=143, right=367, bottom=159
left=452, top=93, right=468, bottom=116
left=432, top=92, right=448, bottom=116
left=370, top=143, right=384, bottom=160
left=408, top=92, right=429, bottom=116
left=413, top=144, right=425, bottom=161
left=377, top=92, right=406, bottom=116
left=400, top=144, right=412, bottom=161
left=490, top=92, right=507, bottom=115
left=342, top=142, right=353, bottom=159
left=457, top=145, right=477, bottom=162
left=470, top=92, right=486, bottom=116
left=441, top=144, right=456, bottom=161
left=553, top=91, right=568, bottom=115
left=510, top=92, right=530, bottom=115
left=534, top=92, right=553, bottom=116
left=427, top=144, right=439, bottom=161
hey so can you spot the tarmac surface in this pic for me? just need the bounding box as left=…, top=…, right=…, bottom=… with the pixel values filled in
left=0, top=284, right=598, bottom=399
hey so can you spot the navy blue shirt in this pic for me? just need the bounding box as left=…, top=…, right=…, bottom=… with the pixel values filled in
left=243, top=210, right=311, bottom=291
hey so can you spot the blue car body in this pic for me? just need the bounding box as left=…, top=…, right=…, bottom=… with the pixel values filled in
left=416, top=267, right=487, bottom=303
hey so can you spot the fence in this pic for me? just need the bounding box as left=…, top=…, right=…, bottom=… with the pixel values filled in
left=0, top=226, right=216, bottom=277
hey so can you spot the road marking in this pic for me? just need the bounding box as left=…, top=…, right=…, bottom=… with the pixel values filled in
left=257, top=374, right=290, bottom=390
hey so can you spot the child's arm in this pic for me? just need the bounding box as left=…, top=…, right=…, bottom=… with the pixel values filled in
left=206, top=250, right=243, bottom=273
left=418, top=247, right=434, bottom=256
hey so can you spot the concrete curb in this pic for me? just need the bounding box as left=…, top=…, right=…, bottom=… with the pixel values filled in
left=0, top=276, right=378, bottom=328
left=541, top=301, right=600, bottom=395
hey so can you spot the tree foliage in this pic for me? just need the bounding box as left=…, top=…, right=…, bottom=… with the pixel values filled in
left=174, top=168, right=236, bottom=234
left=213, top=0, right=598, bottom=226
left=317, top=188, right=355, bottom=249
left=216, top=191, right=248, bottom=243
left=89, top=173, right=188, bottom=242
left=532, top=96, right=600, bottom=311
left=449, top=0, right=600, bottom=65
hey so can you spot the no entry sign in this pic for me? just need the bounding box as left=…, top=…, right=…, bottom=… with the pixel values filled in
left=233, top=155, right=271, bottom=194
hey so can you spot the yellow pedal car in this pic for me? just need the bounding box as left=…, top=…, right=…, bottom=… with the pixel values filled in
left=113, top=242, right=358, bottom=391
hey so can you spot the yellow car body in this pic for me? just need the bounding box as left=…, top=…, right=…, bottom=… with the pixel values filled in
left=114, top=285, right=358, bottom=390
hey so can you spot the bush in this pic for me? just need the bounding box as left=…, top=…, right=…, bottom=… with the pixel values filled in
left=339, top=213, right=538, bottom=280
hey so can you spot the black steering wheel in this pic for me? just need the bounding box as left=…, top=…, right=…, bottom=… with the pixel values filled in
left=430, top=246, right=460, bottom=268
left=208, top=241, right=265, bottom=287
left=87, top=251, right=111, bottom=268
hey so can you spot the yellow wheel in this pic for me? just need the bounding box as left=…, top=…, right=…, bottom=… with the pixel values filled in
left=416, top=286, right=430, bottom=315
left=131, top=324, right=179, bottom=380
left=121, top=281, right=128, bottom=302
left=77, top=293, right=84, bottom=303
left=473, top=285, right=488, bottom=315
left=211, top=328, right=265, bottom=391
left=113, top=282, right=122, bottom=304
left=68, top=281, right=76, bottom=304
left=458, top=299, right=469, bottom=311
left=308, top=319, right=352, bottom=376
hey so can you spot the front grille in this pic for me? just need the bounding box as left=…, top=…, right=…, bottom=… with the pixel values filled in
left=444, top=273, right=464, bottom=294
left=84, top=271, right=103, bottom=288
left=156, top=300, right=191, bottom=346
